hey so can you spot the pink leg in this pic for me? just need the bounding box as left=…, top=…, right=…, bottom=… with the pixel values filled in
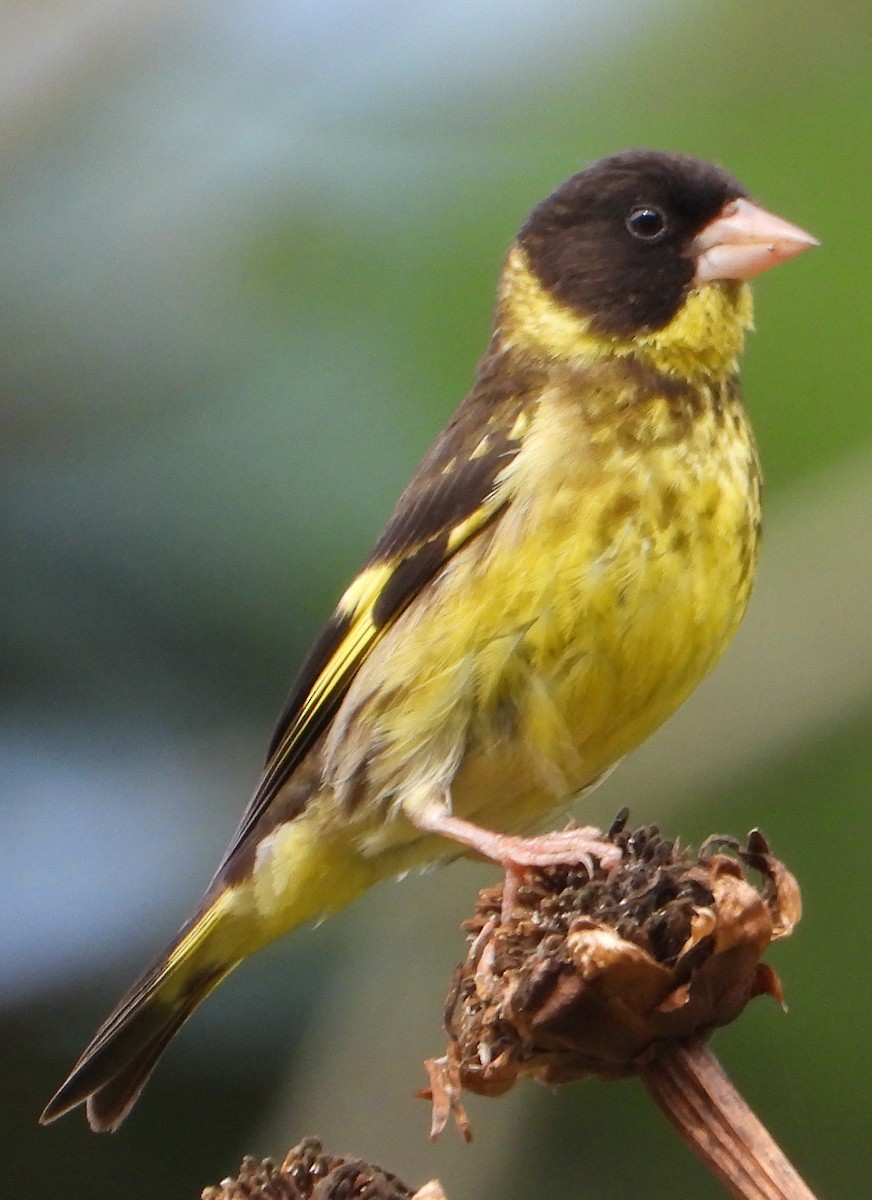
left=413, top=805, right=622, bottom=921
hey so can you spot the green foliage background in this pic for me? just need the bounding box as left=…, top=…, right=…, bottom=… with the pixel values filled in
left=2, top=2, right=869, bottom=1196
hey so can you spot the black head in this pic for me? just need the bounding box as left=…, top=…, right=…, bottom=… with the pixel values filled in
left=518, top=150, right=748, bottom=337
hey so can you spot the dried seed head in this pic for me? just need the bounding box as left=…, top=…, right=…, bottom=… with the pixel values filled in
left=424, top=816, right=800, bottom=1137
left=202, top=1138, right=425, bottom=1200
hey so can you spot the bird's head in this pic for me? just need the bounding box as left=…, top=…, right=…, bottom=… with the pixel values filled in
left=499, top=150, right=817, bottom=380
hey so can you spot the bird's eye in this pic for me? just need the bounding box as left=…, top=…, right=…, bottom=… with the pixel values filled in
left=626, top=206, right=667, bottom=241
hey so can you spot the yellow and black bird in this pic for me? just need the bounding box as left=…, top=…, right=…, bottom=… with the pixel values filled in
left=41, top=150, right=816, bottom=1131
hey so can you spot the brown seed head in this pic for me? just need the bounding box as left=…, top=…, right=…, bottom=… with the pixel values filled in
left=424, top=815, right=800, bottom=1138
left=202, top=1138, right=424, bottom=1200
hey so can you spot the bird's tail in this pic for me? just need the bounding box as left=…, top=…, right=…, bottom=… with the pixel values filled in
left=40, top=889, right=244, bottom=1132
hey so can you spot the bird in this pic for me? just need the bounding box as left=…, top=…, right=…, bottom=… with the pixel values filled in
left=40, top=150, right=817, bottom=1132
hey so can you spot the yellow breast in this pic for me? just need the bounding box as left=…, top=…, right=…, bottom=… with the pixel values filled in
left=338, top=358, right=760, bottom=859
left=485, top=365, right=760, bottom=789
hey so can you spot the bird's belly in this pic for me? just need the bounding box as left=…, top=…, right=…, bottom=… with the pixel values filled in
left=450, top=480, right=757, bottom=833
left=450, top=545, right=743, bottom=835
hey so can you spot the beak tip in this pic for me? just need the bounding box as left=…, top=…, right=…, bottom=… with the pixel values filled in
left=789, top=228, right=821, bottom=251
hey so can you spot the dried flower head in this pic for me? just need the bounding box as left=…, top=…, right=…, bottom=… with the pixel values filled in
left=202, top=1137, right=442, bottom=1200
left=424, top=814, right=800, bottom=1139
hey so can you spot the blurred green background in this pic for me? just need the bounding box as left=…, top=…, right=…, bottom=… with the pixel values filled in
left=3, top=1, right=870, bottom=1196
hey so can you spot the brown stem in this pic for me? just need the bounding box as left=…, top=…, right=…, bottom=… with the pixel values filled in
left=640, top=1040, right=818, bottom=1200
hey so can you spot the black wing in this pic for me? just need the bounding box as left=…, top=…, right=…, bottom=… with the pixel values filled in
left=216, top=355, right=538, bottom=872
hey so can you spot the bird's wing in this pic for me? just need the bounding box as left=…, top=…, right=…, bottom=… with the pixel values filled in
left=217, top=385, right=532, bottom=871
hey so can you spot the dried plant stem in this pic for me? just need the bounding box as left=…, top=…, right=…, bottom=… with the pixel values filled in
left=641, top=1040, right=817, bottom=1200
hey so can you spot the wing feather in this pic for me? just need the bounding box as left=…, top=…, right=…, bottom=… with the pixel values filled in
left=216, top=364, right=538, bottom=872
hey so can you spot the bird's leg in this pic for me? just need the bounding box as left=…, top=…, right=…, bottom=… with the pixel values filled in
left=414, top=805, right=622, bottom=869
left=413, top=805, right=622, bottom=922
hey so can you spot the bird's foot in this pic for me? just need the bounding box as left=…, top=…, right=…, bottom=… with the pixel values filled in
left=491, top=827, right=622, bottom=922
left=413, top=807, right=622, bottom=924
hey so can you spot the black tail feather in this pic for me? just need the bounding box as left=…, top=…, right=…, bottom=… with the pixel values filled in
left=40, top=962, right=234, bottom=1130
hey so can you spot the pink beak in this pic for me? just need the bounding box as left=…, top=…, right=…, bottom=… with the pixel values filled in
left=691, top=197, right=818, bottom=286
